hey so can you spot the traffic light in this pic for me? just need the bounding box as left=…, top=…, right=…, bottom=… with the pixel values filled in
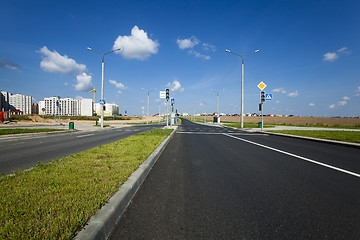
left=166, top=88, right=169, bottom=101
left=261, top=91, right=265, bottom=103
left=259, top=103, right=262, bottom=111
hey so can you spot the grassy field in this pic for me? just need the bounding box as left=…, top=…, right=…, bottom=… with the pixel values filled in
left=267, top=130, right=360, bottom=143
left=192, top=116, right=360, bottom=129
left=0, top=128, right=173, bottom=240
left=0, top=128, right=65, bottom=135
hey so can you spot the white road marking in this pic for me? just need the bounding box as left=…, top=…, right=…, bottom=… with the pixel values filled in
left=177, top=132, right=262, bottom=136
left=223, top=133, right=360, bottom=178
left=77, top=133, right=94, bottom=138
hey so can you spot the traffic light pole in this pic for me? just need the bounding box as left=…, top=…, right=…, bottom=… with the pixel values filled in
left=261, top=103, right=264, bottom=131
left=260, top=91, right=265, bottom=131
left=166, top=100, right=168, bottom=128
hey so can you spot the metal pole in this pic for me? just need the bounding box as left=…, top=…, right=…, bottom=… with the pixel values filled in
left=261, top=103, right=264, bottom=131
left=87, top=47, right=121, bottom=129
left=147, top=92, right=149, bottom=124
left=217, top=93, right=219, bottom=117
left=58, top=96, right=61, bottom=125
left=204, top=102, right=206, bottom=123
left=241, top=58, right=244, bottom=128
left=101, top=56, right=104, bottom=128
left=166, top=101, right=169, bottom=127
left=158, top=102, right=160, bottom=123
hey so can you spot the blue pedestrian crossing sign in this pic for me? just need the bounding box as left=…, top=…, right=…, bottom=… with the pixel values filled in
left=265, top=94, right=273, bottom=101
left=99, top=99, right=105, bottom=105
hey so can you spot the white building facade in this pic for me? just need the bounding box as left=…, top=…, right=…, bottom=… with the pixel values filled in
left=94, top=103, right=119, bottom=116
left=1, top=91, right=32, bottom=114
left=40, top=97, right=93, bottom=116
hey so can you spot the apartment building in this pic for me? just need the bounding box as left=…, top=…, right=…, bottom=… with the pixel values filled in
left=94, top=103, right=119, bottom=116
left=39, top=97, right=93, bottom=116
left=0, top=91, right=32, bottom=114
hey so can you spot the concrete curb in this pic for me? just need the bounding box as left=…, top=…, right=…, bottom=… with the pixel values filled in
left=74, top=126, right=178, bottom=240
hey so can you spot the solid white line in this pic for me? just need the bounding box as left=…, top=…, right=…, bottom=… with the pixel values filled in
left=223, top=133, right=360, bottom=178
left=177, top=132, right=264, bottom=136
left=77, top=133, right=95, bottom=138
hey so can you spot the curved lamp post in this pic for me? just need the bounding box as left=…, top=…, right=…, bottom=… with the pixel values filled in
left=225, top=49, right=259, bottom=128
left=87, top=47, right=121, bottom=128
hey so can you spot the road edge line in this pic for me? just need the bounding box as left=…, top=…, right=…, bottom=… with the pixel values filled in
left=223, top=133, right=360, bottom=178
left=74, top=126, right=178, bottom=240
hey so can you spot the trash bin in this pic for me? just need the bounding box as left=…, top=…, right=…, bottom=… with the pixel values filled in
left=258, top=122, right=262, bottom=128
left=69, top=122, right=75, bottom=130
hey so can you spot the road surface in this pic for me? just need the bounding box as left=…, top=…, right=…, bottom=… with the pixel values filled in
left=0, top=124, right=163, bottom=175
left=109, top=118, right=360, bottom=239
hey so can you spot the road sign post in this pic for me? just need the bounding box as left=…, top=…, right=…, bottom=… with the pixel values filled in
left=257, top=82, right=267, bottom=131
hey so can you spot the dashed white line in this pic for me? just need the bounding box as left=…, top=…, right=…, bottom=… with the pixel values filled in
left=223, top=133, right=360, bottom=178
left=77, top=133, right=95, bottom=138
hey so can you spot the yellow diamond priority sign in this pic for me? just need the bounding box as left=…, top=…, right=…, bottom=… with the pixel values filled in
left=257, top=81, right=267, bottom=91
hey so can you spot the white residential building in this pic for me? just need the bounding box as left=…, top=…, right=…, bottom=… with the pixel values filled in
left=95, top=103, right=119, bottom=116
left=80, top=98, right=93, bottom=116
left=42, top=97, right=93, bottom=116
left=8, top=93, right=32, bottom=114
left=0, top=91, right=10, bottom=112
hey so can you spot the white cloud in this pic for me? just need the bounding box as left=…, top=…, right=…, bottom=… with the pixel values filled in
left=356, top=86, right=360, bottom=96
left=338, top=100, right=347, bottom=106
left=337, top=47, right=351, bottom=55
left=0, top=57, right=21, bottom=71
left=113, top=25, right=159, bottom=60
left=323, top=47, right=351, bottom=62
left=343, top=96, right=350, bottom=101
left=177, top=36, right=214, bottom=60
left=64, top=82, right=69, bottom=86
left=39, top=46, right=86, bottom=75
left=275, top=100, right=280, bottom=104
left=202, top=43, right=216, bottom=52
left=109, top=79, right=127, bottom=94
left=109, top=79, right=127, bottom=90
left=323, top=52, right=338, bottom=62
left=287, top=90, right=299, bottom=97
left=75, top=73, right=93, bottom=91
left=189, top=50, right=211, bottom=60
left=75, top=96, right=83, bottom=100
left=167, top=80, right=184, bottom=92
left=329, top=104, right=336, bottom=109
left=309, top=103, right=315, bottom=107
left=273, top=88, right=286, bottom=94
left=176, top=36, right=199, bottom=49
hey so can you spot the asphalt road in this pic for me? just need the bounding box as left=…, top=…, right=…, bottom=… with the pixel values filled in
left=0, top=124, right=164, bottom=175
left=109, top=118, right=360, bottom=239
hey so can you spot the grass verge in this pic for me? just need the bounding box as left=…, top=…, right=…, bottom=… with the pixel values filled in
left=266, top=130, right=360, bottom=143
left=0, top=128, right=65, bottom=135
left=0, top=128, right=173, bottom=240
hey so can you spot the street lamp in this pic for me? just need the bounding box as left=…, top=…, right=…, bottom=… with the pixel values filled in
left=87, top=47, right=121, bottom=128
left=141, top=88, right=154, bottom=124
left=212, top=89, right=223, bottom=124
left=225, top=49, right=259, bottom=128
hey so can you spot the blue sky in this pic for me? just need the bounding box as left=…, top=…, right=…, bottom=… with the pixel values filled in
left=1, top=0, right=359, bottom=117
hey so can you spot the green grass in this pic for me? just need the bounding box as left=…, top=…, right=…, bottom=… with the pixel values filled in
left=0, top=128, right=173, bottom=240
left=0, top=129, right=65, bottom=135
left=267, top=130, right=360, bottom=143
left=225, top=122, right=274, bottom=128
